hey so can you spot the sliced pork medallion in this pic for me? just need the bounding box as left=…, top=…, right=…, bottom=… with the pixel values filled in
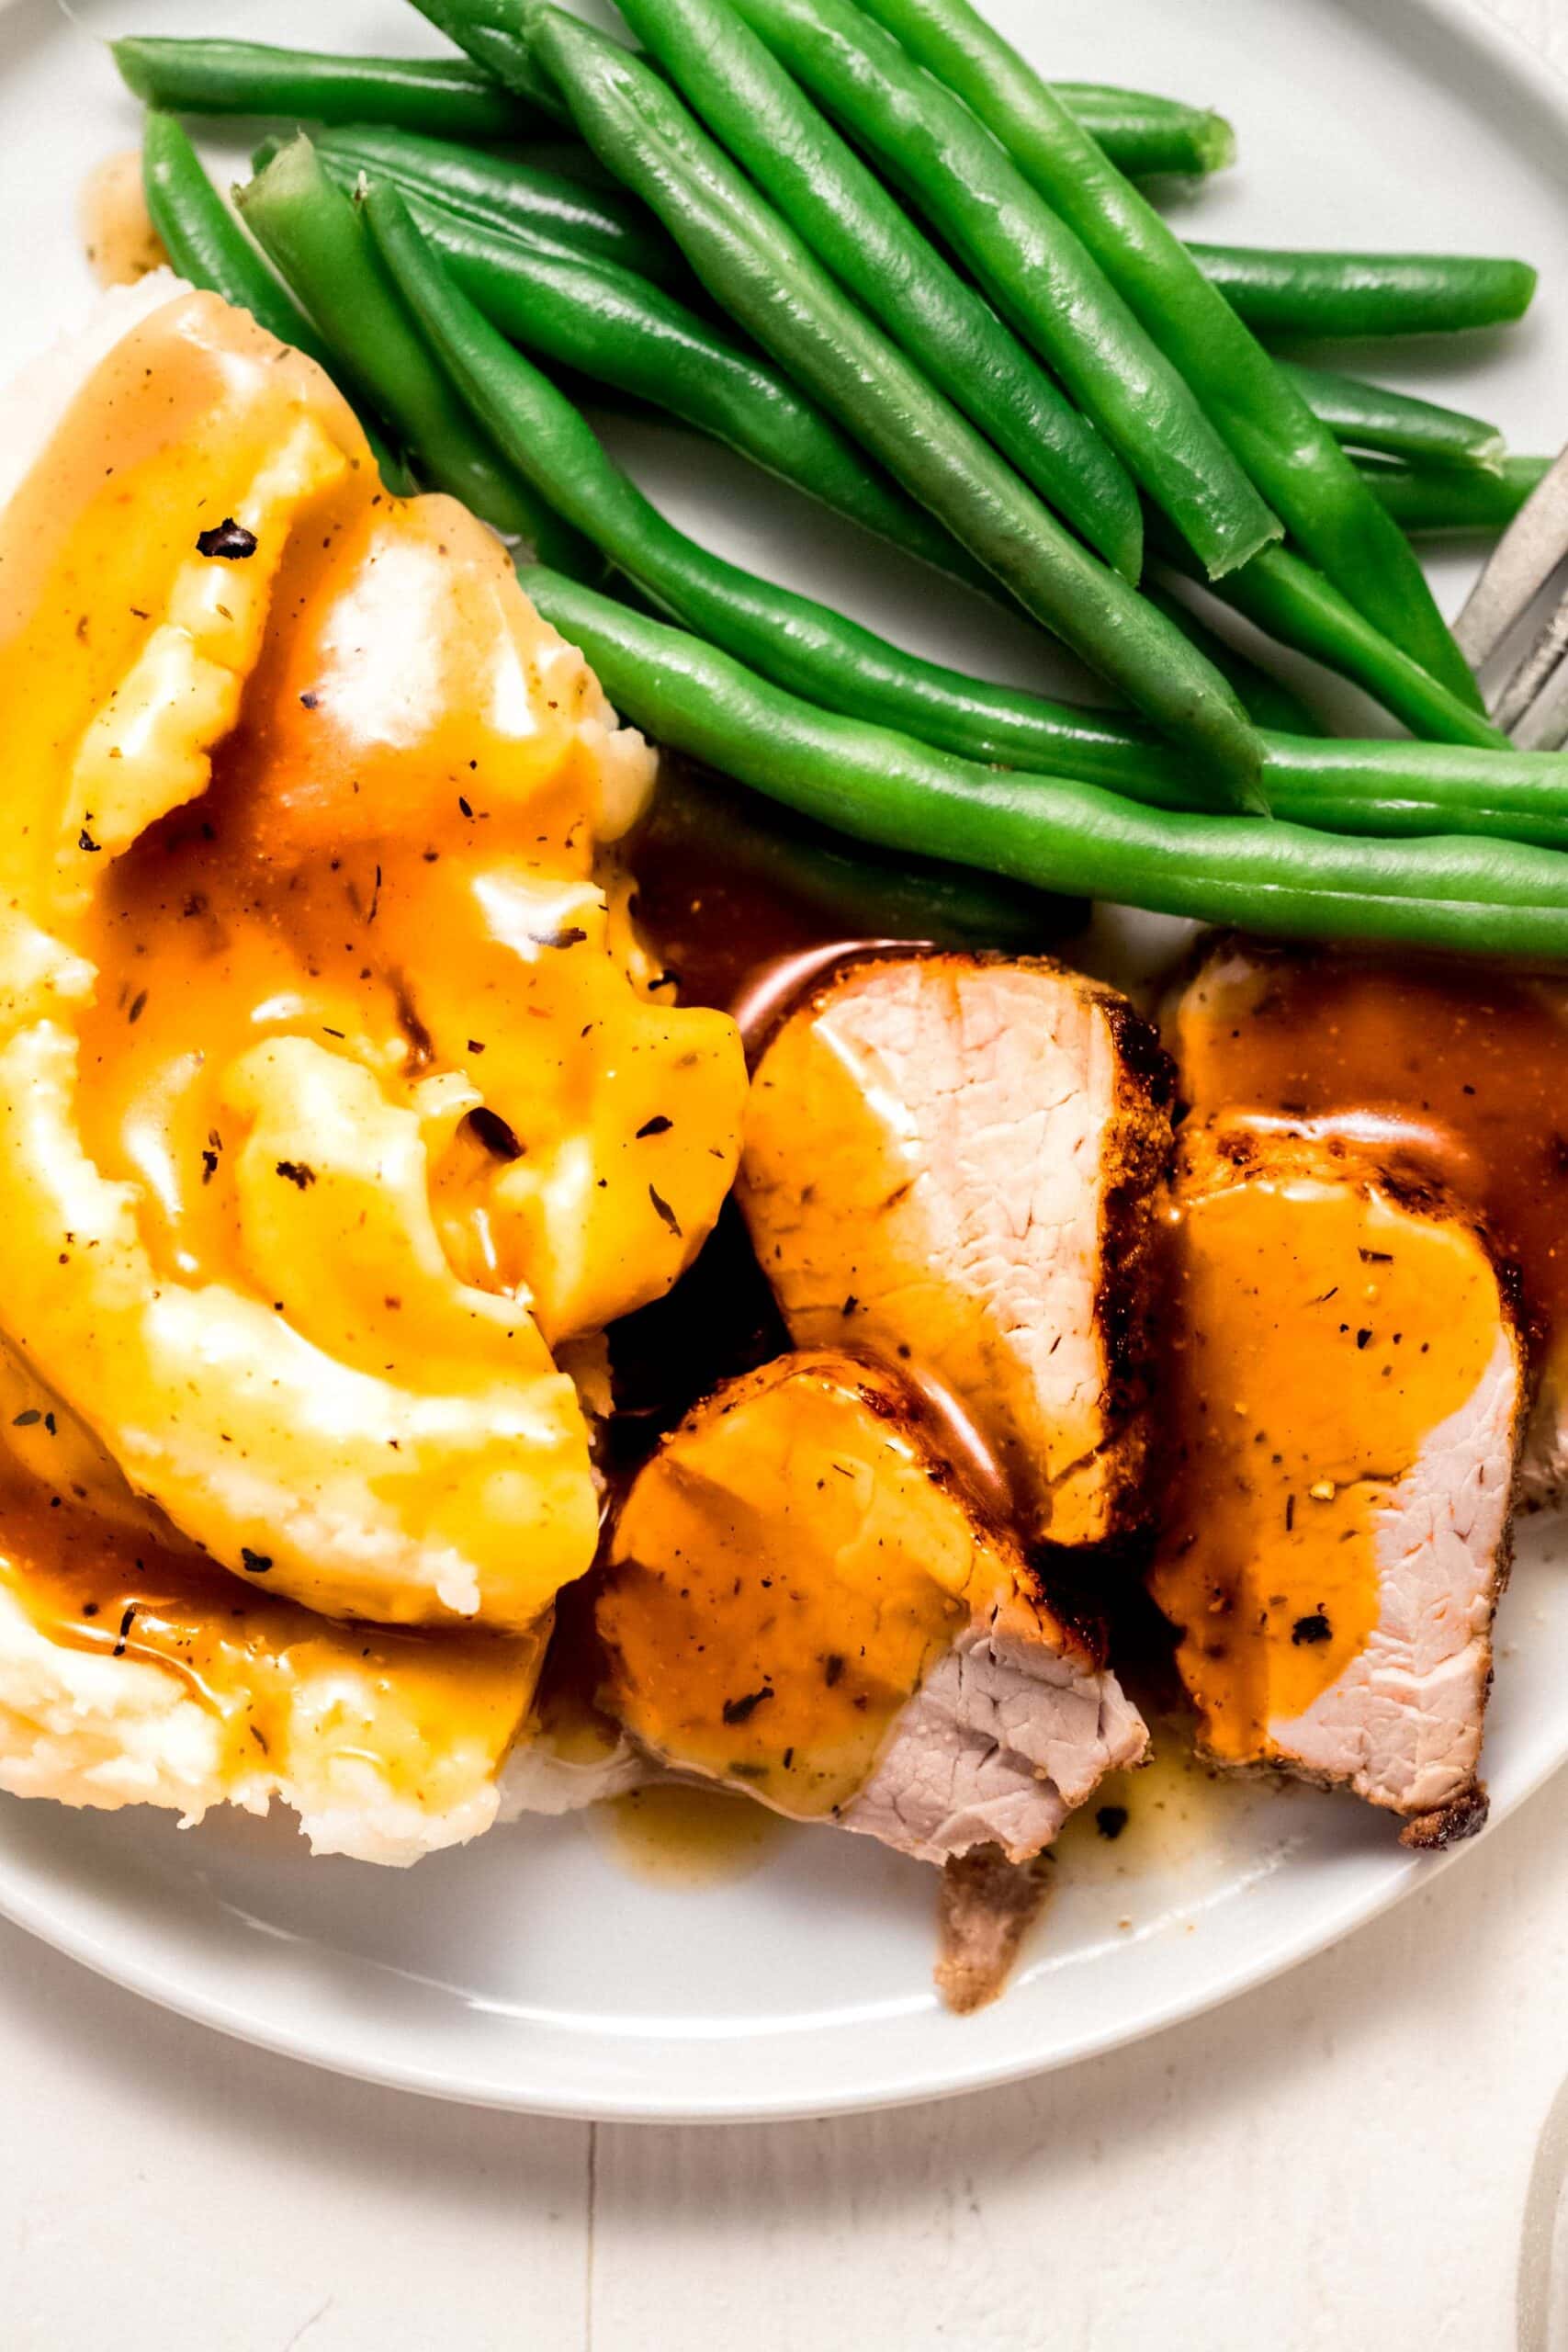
left=1150, top=1125, right=1523, bottom=1842
left=1169, top=934, right=1568, bottom=1498
left=739, top=955, right=1173, bottom=1550
left=597, top=1351, right=1147, bottom=1866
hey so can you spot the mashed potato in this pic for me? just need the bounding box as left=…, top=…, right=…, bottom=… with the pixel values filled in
left=0, top=276, right=747, bottom=1858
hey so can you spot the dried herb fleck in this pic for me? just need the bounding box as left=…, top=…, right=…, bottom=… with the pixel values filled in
left=648, top=1184, right=682, bottom=1237
left=721, top=1686, right=773, bottom=1725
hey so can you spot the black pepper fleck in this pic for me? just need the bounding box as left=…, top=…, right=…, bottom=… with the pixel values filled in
left=467, top=1107, right=524, bottom=1161
left=196, top=518, right=258, bottom=560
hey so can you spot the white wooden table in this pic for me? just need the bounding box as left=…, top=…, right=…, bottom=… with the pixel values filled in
left=5, top=5, right=1568, bottom=2346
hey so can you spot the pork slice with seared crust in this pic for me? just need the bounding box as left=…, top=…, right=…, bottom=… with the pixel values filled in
left=1168, top=932, right=1568, bottom=1504
left=739, top=954, right=1173, bottom=1552
left=1150, top=1124, right=1523, bottom=1842
left=597, top=1350, right=1146, bottom=1867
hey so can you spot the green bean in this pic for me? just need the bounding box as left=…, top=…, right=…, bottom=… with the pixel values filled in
left=1250, top=737, right=1568, bottom=851
left=119, top=32, right=1235, bottom=179
left=356, top=191, right=1563, bottom=848
left=1361, top=455, right=1551, bottom=536
left=595, top=544, right=1565, bottom=846
left=692, top=0, right=1277, bottom=582
left=518, top=567, right=1568, bottom=956
left=425, top=192, right=1497, bottom=613
left=463, top=0, right=1260, bottom=576
left=358, top=188, right=1559, bottom=848
left=264, top=127, right=1513, bottom=507
left=1111, top=732, right=1568, bottom=852
left=613, top=0, right=1141, bottom=578
left=410, top=0, right=565, bottom=119
left=236, top=136, right=587, bottom=567
left=1056, top=84, right=1234, bottom=179
left=359, top=174, right=1521, bottom=581
left=1285, top=366, right=1503, bottom=472
left=365, top=180, right=1166, bottom=775
left=413, top=0, right=1230, bottom=178
left=401, top=198, right=988, bottom=582
left=142, top=111, right=336, bottom=371
left=579, top=503, right=1560, bottom=845
left=307, top=123, right=682, bottom=286
left=848, top=0, right=1483, bottom=711
left=343, top=168, right=1517, bottom=589
left=320, top=159, right=1500, bottom=500
left=1140, top=579, right=1325, bottom=737
left=516, top=9, right=1265, bottom=800
left=1190, top=244, right=1539, bottom=340
left=115, top=37, right=525, bottom=139
left=1156, top=531, right=1508, bottom=751
left=139, top=110, right=414, bottom=490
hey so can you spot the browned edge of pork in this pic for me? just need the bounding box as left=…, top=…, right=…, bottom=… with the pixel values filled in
left=741, top=948, right=1176, bottom=1556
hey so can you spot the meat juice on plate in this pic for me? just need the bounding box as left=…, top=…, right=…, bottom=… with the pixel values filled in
left=592, top=1782, right=786, bottom=1888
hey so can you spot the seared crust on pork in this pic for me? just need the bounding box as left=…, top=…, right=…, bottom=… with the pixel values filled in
left=739, top=954, right=1173, bottom=1551
left=598, top=1348, right=1146, bottom=1866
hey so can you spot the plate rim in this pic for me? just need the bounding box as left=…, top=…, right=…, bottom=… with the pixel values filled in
left=1, top=0, right=1567, bottom=2124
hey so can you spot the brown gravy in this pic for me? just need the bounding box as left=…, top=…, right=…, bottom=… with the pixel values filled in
left=593, top=1781, right=787, bottom=1887
left=623, top=761, right=1072, bottom=1021
left=1149, top=1131, right=1503, bottom=1760
left=606, top=765, right=1071, bottom=1468
left=1172, top=940, right=1568, bottom=1356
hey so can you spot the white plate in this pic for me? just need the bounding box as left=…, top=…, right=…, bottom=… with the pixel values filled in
left=1, top=0, right=1567, bottom=2124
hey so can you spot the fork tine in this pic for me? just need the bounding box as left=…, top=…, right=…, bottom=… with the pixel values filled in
left=1453, top=438, right=1568, bottom=669
left=1494, top=577, right=1568, bottom=735
left=1512, top=645, right=1568, bottom=752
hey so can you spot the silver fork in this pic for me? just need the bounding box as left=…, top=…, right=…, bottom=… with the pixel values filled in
left=1455, top=442, right=1568, bottom=748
